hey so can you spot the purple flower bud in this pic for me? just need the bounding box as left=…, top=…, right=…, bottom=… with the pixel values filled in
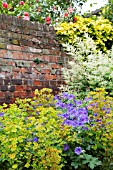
left=64, top=144, right=69, bottom=151
left=74, top=147, right=82, bottom=155
left=93, top=113, right=98, bottom=117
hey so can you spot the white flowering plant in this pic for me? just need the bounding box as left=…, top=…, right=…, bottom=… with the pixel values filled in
left=61, top=34, right=113, bottom=98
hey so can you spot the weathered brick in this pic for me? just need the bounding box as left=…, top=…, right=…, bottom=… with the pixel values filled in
left=14, top=91, right=26, bottom=98
left=5, top=91, right=12, bottom=98
left=11, top=79, right=22, bottom=85
left=7, top=44, right=22, bottom=51
left=4, top=79, right=11, bottom=85
left=44, top=74, right=57, bottom=80
left=1, top=85, right=8, bottom=91
left=0, top=43, right=6, bottom=49
left=0, top=79, right=4, bottom=85
left=13, top=51, right=23, bottom=60
left=8, top=86, right=15, bottom=92
left=15, top=85, right=24, bottom=91
left=0, top=92, right=5, bottom=97
left=0, top=98, right=10, bottom=104
left=34, top=80, right=42, bottom=86
left=41, top=69, right=51, bottom=74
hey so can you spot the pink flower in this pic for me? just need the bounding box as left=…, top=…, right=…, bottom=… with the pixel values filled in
left=23, top=16, right=30, bottom=20
left=64, top=12, right=68, bottom=17
left=37, top=7, right=41, bottom=12
left=73, top=17, right=77, bottom=22
left=53, top=6, right=57, bottom=10
left=2, top=2, right=8, bottom=9
left=24, top=12, right=29, bottom=16
left=19, top=1, right=24, bottom=5
left=18, top=15, right=21, bottom=19
left=67, top=6, right=73, bottom=13
left=45, top=16, right=51, bottom=25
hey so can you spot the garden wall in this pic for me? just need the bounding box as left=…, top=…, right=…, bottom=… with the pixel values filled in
left=0, top=14, right=66, bottom=104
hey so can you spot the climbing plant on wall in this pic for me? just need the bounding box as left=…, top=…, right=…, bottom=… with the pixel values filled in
left=0, top=0, right=87, bottom=24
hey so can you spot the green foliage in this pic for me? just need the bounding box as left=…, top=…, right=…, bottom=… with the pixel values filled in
left=60, top=35, right=113, bottom=98
left=0, top=88, right=72, bottom=170
left=55, top=16, right=113, bottom=52
left=102, top=0, right=113, bottom=23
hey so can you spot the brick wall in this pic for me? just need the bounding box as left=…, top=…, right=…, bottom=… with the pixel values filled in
left=0, top=14, right=66, bottom=104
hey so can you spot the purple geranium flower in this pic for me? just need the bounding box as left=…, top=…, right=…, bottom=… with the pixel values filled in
left=0, top=112, right=4, bottom=117
left=62, top=92, right=69, bottom=99
left=84, top=97, right=92, bottom=102
left=82, top=126, right=89, bottom=130
left=54, top=95, right=60, bottom=100
left=56, top=100, right=62, bottom=107
left=74, top=147, right=82, bottom=155
left=93, top=113, right=98, bottom=116
left=64, top=144, right=69, bottom=151
left=76, top=100, right=82, bottom=106
left=33, top=137, right=38, bottom=142
left=68, top=94, right=75, bottom=100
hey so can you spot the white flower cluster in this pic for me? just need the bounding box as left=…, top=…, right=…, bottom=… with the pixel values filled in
left=61, top=34, right=113, bottom=97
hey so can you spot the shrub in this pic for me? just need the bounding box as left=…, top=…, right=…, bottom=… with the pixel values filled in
left=55, top=16, right=113, bottom=52
left=0, top=88, right=73, bottom=170
left=60, top=35, right=113, bottom=98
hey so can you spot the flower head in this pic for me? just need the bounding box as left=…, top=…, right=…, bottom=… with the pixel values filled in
left=2, top=2, right=8, bottom=9
left=67, top=6, right=73, bottom=13
left=64, top=12, right=69, bottom=17
left=23, top=16, right=30, bottom=20
left=74, top=147, right=82, bottom=155
left=24, top=12, right=29, bottom=16
left=19, top=1, right=24, bottom=5
left=18, top=15, right=21, bottom=19
left=0, top=112, right=4, bottom=117
left=45, top=16, right=51, bottom=25
left=64, top=144, right=69, bottom=151
left=73, top=17, right=77, bottom=22
left=33, top=137, right=38, bottom=142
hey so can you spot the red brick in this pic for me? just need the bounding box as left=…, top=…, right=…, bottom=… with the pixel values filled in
left=50, top=50, right=61, bottom=55
left=50, top=56, right=58, bottom=63
left=13, top=51, right=23, bottom=60
left=51, top=64, right=62, bottom=69
left=7, top=45, right=21, bottom=51
left=15, top=85, right=24, bottom=91
left=41, top=69, right=51, bottom=74
left=0, top=50, right=7, bottom=57
left=44, top=74, right=56, bottom=80
left=13, top=91, right=26, bottom=98
left=43, top=56, right=50, bottom=62
left=0, top=92, right=5, bottom=97
left=20, top=68, right=26, bottom=73
left=34, top=80, right=42, bottom=86
left=6, top=61, right=15, bottom=66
